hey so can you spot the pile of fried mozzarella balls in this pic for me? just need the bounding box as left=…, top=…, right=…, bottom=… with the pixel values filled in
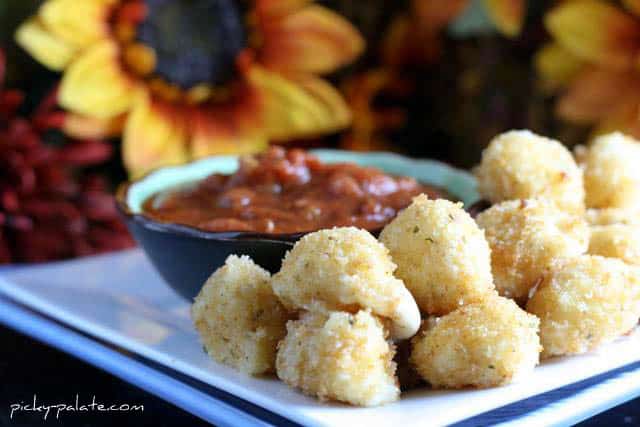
left=192, top=130, right=640, bottom=407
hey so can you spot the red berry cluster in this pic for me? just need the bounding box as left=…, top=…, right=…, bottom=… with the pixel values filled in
left=0, top=50, right=134, bottom=264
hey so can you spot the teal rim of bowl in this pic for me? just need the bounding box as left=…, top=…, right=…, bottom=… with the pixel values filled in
left=126, top=150, right=480, bottom=214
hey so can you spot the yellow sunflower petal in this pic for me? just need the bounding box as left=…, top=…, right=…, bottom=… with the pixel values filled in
left=63, top=113, right=125, bottom=139
left=191, top=113, right=268, bottom=158
left=59, top=41, right=139, bottom=119
left=623, top=0, right=640, bottom=17
left=39, top=0, right=114, bottom=49
left=483, top=0, right=526, bottom=37
left=556, top=67, right=639, bottom=123
left=123, top=94, right=189, bottom=178
left=294, top=75, right=351, bottom=132
left=260, top=4, right=364, bottom=74
left=14, top=18, right=76, bottom=71
left=545, top=0, right=640, bottom=69
left=250, top=67, right=351, bottom=140
left=535, top=42, right=585, bottom=92
left=191, top=83, right=268, bottom=157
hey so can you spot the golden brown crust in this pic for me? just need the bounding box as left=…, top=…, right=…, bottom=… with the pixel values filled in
left=410, top=296, right=541, bottom=389
left=191, top=255, right=289, bottom=375
left=583, top=132, right=640, bottom=209
left=276, top=310, right=399, bottom=406
left=476, top=199, right=589, bottom=303
left=475, top=130, right=584, bottom=212
left=526, top=255, right=640, bottom=358
left=585, top=208, right=640, bottom=226
left=589, top=224, right=640, bottom=265
left=380, top=196, right=496, bottom=315
left=271, top=227, right=420, bottom=340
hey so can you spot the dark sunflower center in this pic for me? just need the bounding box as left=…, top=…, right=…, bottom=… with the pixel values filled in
left=137, top=0, right=246, bottom=89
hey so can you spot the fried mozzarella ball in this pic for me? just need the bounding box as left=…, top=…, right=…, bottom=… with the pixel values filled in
left=410, top=297, right=541, bottom=388
left=191, top=255, right=289, bottom=375
left=586, top=208, right=640, bottom=226
left=583, top=132, right=640, bottom=209
left=379, top=195, right=495, bottom=315
left=271, top=227, right=420, bottom=340
left=276, top=310, right=399, bottom=406
left=526, top=255, right=640, bottom=358
left=476, top=199, right=589, bottom=302
left=474, top=130, right=584, bottom=212
left=589, top=224, right=640, bottom=265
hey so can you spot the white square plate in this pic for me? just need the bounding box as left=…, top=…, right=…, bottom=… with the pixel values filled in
left=1, top=249, right=640, bottom=426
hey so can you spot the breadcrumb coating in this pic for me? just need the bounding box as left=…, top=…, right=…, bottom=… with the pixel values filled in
left=476, top=199, right=589, bottom=302
left=271, top=227, right=420, bottom=340
left=475, top=130, right=584, bottom=212
left=380, top=195, right=496, bottom=315
left=191, top=255, right=289, bottom=375
left=410, top=296, right=541, bottom=389
left=584, top=132, right=640, bottom=209
left=585, top=208, right=640, bottom=226
left=526, top=255, right=640, bottom=358
left=589, top=224, right=640, bottom=265
left=276, top=310, right=399, bottom=406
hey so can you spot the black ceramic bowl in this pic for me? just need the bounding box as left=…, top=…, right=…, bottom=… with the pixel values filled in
left=116, top=150, right=478, bottom=300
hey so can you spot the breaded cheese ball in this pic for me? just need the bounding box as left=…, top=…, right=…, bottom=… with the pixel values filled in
left=586, top=208, right=640, bottom=226
left=526, top=255, right=640, bottom=358
left=191, top=255, right=288, bottom=375
left=589, top=224, right=640, bottom=265
left=584, top=132, right=640, bottom=209
left=475, top=130, right=584, bottom=212
left=379, top=195, right=495, bottom=315
left=410, top=296, right=541, bottom=388
left=476, top=199, right=589, bottom=302
left=276, top=310, right=399, bottom=406
left=271, top=227, right=420, bottom=340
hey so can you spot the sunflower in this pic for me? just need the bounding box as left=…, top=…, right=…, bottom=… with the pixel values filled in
left=341, top=0, right=526, bottom=152
left=382, top=0, right=526, bottom=67
left=340, top=69, right=410, bottom=152
left=536, top=0, right=640, bottom=138
left=16, top=0, right=364, bottom=177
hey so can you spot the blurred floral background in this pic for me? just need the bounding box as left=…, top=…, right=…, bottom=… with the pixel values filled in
left=1, top=0, right=637, bottom=264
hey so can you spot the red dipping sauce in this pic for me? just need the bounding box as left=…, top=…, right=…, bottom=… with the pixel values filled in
left=143, top=147, right=448, bottom=234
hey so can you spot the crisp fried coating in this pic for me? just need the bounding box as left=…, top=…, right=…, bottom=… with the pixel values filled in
left=589, top=224, right=640, bottom=265
left=276, top=310, right=399, bottom=406
left=476, top=199, right=589, bottom=302
left=379, top=195, right=495, bottom=315
left=474, top=130, right=584, bottom=212
left=526, top=255, right=640, bottom=358
left=191, top=255, right=288, bottom=375
left=585, top=208, right=640, bottom=225
left=410, top=296, right=541, bottom=388
left=271, top=227, right=420, bottom=340
left=585, top=208, right=640, bottom=226
left=584, top=132, right=640, bottom=209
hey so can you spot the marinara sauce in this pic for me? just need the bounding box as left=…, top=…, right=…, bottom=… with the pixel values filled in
left=143, top=147, right=447, bottom=234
